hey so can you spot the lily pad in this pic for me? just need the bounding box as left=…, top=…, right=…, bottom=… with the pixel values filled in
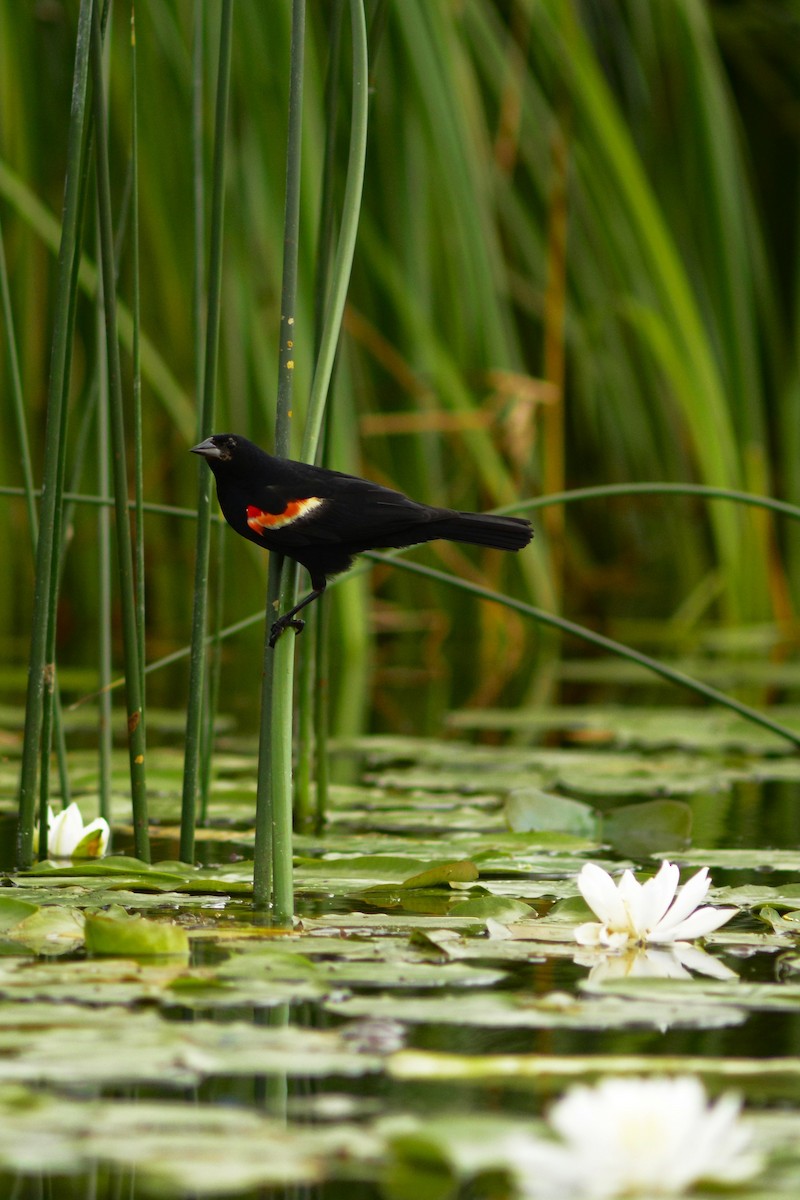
left=325, top=989, right=746, bottom=1031
left=84, top=907, right=190, bottom=957
left=602, top=799, right=692, bottom=857
left=505, top=788, right=597, bottom=836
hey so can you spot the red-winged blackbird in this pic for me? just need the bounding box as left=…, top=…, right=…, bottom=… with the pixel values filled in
left=191, top=433, right=533, bottom=647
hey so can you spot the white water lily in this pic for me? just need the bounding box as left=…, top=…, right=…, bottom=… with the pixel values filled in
left=574, top=861, right=736, bottom=949
left=512, top=1076, right=761, bottom=1198
left=34, top=803, right=110, bottom=858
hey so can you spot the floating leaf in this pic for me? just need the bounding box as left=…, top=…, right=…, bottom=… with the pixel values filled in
left=0, top=897, right=38, bottom=931
left=447, top=897, right=534, bottom=922
left=603, top=800, right=692, bottom=857
left=325, top=989, right=745, bottom=1031
left=505, top=788, right=597, bottom=836
left=9, top=906, right=85, bottom=955
left=401, top=861, right=479, bottom=888
left=84, top=907, right=189, bottom=957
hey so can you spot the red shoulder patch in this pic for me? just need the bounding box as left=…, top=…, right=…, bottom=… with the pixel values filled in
left=246, top=497, right=324, bottom=534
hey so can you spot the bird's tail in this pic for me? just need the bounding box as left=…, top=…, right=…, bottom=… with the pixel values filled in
left=428, top=510, right=533, bottom=552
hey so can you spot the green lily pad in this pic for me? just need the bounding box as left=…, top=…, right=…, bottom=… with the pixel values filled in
left=325, top=989, right=746, bottom=1031
left=0, top=897, right=39, bottom=931
left=84, top=907, right=189, bottom=957
left=447, top=897, right=534, bottom=922
left=0, top=1084, right=380, bottom=1193
left=602, top=799, right=692, bottom=857
left=401, top=860, right=479, bottom=888
left=505, top=788, right=597, bottom=836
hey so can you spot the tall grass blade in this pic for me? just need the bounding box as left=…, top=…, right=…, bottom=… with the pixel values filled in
left=255, top=0, right=307, bottom=918
left=16, top=0, right=94, bottom=869
left=295, top=0, right=344, bottom=834
left=96, top=279, right=112, bottom=824
left=1, top=212, right=74, bottom=816
left=90, top=0, right=149, bottom=859
left=131, top=4, right=145, bottom=704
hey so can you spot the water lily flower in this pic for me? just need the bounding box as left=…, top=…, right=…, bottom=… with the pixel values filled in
left=34, top=803, right=110, bottom=858
left=512, top=1076, right=761, bottom=1198
left=574, top=861, right=736, bottom=949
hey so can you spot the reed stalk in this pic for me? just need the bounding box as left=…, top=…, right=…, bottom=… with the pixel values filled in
left=16, top=0, right=94, bottom=869
left=180, top=0, right=233, bottom=865
left=254, top=0, right=307, bottom=918
left=90, top=0, right=149, bottom=859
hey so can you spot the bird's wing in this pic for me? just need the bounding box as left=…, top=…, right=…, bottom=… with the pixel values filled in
left=247, top=478, right=431, bottom=546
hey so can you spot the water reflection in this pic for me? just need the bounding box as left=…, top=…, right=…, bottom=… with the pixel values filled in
left=574, top=944, right=737, bottom=983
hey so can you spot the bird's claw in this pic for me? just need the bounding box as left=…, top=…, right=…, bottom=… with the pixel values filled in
left=269, top=616, right=306, bottom=648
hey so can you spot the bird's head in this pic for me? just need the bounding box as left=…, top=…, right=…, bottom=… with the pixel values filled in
left=190, top=433, right=239, bottom=463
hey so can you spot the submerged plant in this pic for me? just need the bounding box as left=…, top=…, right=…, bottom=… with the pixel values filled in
left=574, top=861, right=736, bottom=949
left=512, top=1076, right=761, bottom=1198
left=34, top=803, right=110, bottom=859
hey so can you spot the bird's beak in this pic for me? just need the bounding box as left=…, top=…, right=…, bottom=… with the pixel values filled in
left=190, top=438, right=222, bottom=459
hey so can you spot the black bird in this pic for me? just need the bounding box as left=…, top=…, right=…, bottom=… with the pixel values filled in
left=191, top=433, right=533, bottom=647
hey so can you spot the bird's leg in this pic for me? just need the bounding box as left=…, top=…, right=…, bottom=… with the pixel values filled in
left=269, top=578, right=327, bottom=648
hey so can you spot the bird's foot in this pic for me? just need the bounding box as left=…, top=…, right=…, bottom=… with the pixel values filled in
left=269, top=616, right=306, bottom=649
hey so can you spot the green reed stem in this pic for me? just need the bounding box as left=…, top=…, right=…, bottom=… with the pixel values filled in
left=2, top=212, right=73, bottom=823
left=38, top=0, right=101, bottom=850
left=192, top=2, right=222, bottom=826
left=255, top=0, right=307, bottom=918
left=91, top=0, right=149, bottom=859
left=201, top=517, right=226, bottom=824
left=181, top=0, right=233, bottom=866
left=299, top=0, right=368, bottom=465
left=131, top=4, right=145, bottom=704
left=97, top=286, right=112, bottom=824
left=0, top=217, right=37, bottom=540
left=294, top=0, right=345, bottom=834
left=270, top=560, right=299, bottom=922
left=16, top=0, right=93, bottom=869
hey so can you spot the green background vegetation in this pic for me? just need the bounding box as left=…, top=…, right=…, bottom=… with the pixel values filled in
left=2, top=0, right=799, bottom=743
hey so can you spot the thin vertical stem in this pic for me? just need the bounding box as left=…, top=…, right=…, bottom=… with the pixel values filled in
left=180, top=0, right=233, bottom=865
left=541, top=120, right=569, bottom=592
left=191, top=1, right=220, bottom=827
left=192, top=0, right=206, bottom=390
left=299, top=0, right=368, bottom=465
left=254, top=0, right=307, bottom=918
left=16, top=0, right=94, bottom=869
left=90, top=0, right=149, bottom=860
left=295, top=0, right=345, bottom=833
left=97, top=283, right=112, bottom=824
left=1, top=213, right=73, bottom=821
left=0, top=215, right=37, bottom=540
left=131, top=4, right=145, bottom=702
left=200, top=517, right=226, bottom=823
left=269, top=561, right=298, bottom=923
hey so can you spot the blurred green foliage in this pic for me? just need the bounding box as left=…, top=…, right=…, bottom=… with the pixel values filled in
left=1, top=0, right=799, bottom=737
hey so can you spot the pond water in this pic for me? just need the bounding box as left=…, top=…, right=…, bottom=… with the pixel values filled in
left=3, top=704, right=800, bottom=1197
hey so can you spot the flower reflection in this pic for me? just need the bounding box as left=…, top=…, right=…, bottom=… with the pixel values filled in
left=574, top=942, right=737, bottom=984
